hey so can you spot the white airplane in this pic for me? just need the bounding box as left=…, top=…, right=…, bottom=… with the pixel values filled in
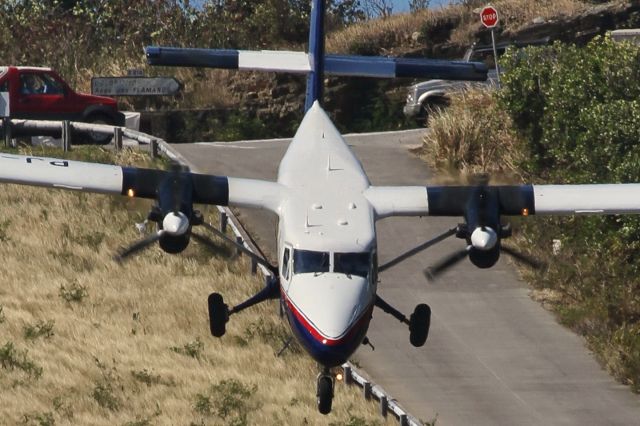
left=3, top=0, right=640, bottom=415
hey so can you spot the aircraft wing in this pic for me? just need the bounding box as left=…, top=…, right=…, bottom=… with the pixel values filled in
left=364, top=184, right=640, bottom=219
left=0, top=153, right=284, bottom=213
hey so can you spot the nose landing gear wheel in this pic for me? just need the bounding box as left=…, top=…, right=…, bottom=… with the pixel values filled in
left=409, top=303, right=431, bottom=347
left=208, top=293, right=228, bottom=337
left=316, top=374, right=334, bottom=415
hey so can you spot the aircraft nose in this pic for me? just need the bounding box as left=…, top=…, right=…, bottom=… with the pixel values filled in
left=287, top=274, right=371, bottom=339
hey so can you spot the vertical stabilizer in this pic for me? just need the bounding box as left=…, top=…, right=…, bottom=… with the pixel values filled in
left=305, top=0, right=326, bottom=112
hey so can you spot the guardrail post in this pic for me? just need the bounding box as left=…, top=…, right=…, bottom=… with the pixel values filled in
left=236, top=236, right=243, bottom=256
left=379, top=395, right=388, bottom=418
left=251, top=257, right=258, bottom=275
left=363, top=382, right=372, bottom=400
left=3, top=117, right=11, bottom=148
left=399, top=414, right=408, bottom=426
left=219, top=211, right=228, bottom=233
left=62, top=120, right=71, bottom=152
left=114, top=127, right=123, bottom=151
left=151, top=138, right=159, bottom=159
left=343, top=365, right=352, bottom=385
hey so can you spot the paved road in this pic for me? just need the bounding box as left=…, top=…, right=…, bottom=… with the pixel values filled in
left=172, top=130, right=640, bottom=426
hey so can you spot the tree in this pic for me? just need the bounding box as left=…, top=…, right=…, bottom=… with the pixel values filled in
left=362, top=0, right=392, bottom=18
left=409, top=0, right=429, bottom=13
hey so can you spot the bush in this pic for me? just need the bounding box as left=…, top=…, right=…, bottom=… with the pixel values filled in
left=498, top=36, right=640, bottom=391
left=23, top=320, right=55, bottom=341
left=419, top=88, right=524, bottom=179
left=0, top=341, right=43, bottom=380
left=499, top=36, right=640, bottom=182
left=193, top=379, right=258, bottom=426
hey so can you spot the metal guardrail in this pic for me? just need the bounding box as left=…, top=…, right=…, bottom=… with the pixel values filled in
left=0, top=117, right=169, bottom=158
left=0, top=117, right=425, bottom=425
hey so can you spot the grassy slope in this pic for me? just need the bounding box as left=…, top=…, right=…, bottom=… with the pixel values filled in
left=0, top=147, right=390, bottom=425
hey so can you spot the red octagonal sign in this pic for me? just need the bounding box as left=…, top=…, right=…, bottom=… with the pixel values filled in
left=480, top=5, right=499, bottom=28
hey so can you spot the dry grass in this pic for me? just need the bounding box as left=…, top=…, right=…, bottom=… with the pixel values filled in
left=327, top=0, right=593, bottom=55
left=0, top=147, right=391, bottom=425
left=417, top=88, right=525, bottom=183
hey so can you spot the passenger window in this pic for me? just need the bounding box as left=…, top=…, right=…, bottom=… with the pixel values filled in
left=20, top=73, right=45, bottom=95
left=0, top=80, right=8, bottom=92
left=41, top=73, right=64, bottom=95
left=282, top=248, right=291, bottom=280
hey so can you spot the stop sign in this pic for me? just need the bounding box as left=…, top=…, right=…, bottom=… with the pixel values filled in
left=480, top=6, right=499, bottom=28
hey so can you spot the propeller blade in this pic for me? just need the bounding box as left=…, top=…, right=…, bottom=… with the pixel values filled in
left=424, top=247, right=470, bottom=281
left=114, top=230, right=164, bottom=263
left=378, top=227, right=458, bottom=273
left=200, top=221, right=278, bottom=274
left=191, top=232, right=227, bottom=255
left=501, top=245, right=545, bottom=270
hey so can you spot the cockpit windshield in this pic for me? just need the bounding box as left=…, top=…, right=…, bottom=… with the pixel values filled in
left=334, top=252, right=370, bottom=278
left=293, top=249, right=330, bottom=274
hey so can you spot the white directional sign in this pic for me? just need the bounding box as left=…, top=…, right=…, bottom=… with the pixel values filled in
left=91, top=77, right=182, bottom=96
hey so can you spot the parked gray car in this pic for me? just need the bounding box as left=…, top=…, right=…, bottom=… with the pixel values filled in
left=403, top=39, right=549, bottom=121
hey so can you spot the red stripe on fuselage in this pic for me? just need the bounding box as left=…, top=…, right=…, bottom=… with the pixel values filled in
left=281, top=290, right=373, bottom=346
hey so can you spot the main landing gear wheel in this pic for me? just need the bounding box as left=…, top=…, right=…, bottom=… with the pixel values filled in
left=409, top=303, right=431, bottom=347
left=316, top=374, right=334, bottom=415
left=208, top=293, right=228, bottom=337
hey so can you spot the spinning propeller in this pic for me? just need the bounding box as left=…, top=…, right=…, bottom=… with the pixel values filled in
left=116, top=163, right=217, bottom=262
left=114, top=163, right=279, bottom=274
left=424, top=177, right=542, bottom=280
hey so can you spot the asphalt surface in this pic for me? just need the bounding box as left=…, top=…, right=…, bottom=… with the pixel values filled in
left=172, top=130, right=640, bottom=426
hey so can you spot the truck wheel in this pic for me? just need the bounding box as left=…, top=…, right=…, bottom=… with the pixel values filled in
left=84, top=113, right=114, bottom=145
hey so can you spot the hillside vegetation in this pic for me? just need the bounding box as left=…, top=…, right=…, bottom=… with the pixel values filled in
left=420, top=35, right=640, bottom=391
left=0, top=147, right=390, bottom=425
left=0, top=0, right=612, bottom=141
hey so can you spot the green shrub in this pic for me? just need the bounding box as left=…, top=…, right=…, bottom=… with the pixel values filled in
left=498, top=36, right=640, bottom=391
left=0, top=341, right=43, bottom=380
left=23, top=320, right=55, bottom=341
left=193, top=379, right=258, bottom=426
left=58, top=281, right=89, bottom=304
left=20, top=411, right=54, bottom=426
left=499, top=36, right=640, bottom=182
left=170, top=338, right=204, bottom=360
left=91, top=358, right=122, bottom=412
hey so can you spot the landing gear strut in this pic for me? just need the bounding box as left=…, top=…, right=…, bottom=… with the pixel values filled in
left=208, top=276, right=279, bottom=337
left=375, top=295, right=431, bottom=347
left=316, top=368, right=334, bottom=415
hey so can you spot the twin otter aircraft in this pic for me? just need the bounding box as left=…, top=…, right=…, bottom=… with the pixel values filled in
left=3, top=0, right=640, bottom=415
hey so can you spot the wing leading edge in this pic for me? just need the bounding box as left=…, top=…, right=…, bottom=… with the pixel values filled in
left=0, top=153, right=284, bottom=212
left=365, top=184, right=640, bottom=218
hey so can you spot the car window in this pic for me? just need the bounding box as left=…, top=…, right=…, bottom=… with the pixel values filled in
left=0, top=79, right=8, bottom=92
left=41, top=73, right=64, bottom=95
left=470, top=48, right=505, bottom=69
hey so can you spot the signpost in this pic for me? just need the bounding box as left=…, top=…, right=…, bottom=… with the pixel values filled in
left=91, top=77, right=182, bottom=96
left=480, top=5, right=501, bottom=87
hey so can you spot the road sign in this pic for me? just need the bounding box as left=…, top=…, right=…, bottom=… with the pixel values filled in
left=479, top=5, right=501, bottom=87
left=91, top=77, right=182, bottom=96
left=480, top=5, right=499, bottom=28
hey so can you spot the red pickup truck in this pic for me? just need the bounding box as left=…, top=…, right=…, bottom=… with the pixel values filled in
left=0, top=66, right=124, bottom=144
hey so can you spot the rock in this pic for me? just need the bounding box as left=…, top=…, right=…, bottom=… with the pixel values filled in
left=532, top=16, right=545, bottom=25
